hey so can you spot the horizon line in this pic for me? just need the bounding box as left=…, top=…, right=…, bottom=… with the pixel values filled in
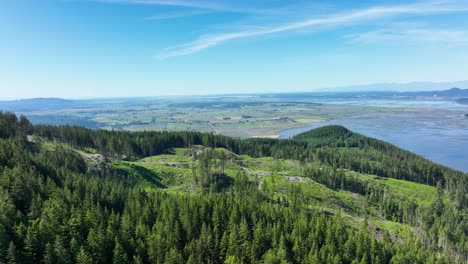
left=0, top=83, right=466, bottom=101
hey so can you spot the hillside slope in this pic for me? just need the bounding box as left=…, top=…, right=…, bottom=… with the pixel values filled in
left=0, top=112, right=467, bottom=263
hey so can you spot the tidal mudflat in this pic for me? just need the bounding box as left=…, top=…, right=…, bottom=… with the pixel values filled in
left=280, top=100, right=468, bottom=172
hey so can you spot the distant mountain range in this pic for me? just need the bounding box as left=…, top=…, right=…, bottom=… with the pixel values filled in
left=318, top=80, right=468, bottom=92
left=1, top=88, right=468, bottom=113
left=0, top=97, right=78, bottom=112
left=258, top=87, right=468, bottom=100
left=400, top=87, right=468, bottom=97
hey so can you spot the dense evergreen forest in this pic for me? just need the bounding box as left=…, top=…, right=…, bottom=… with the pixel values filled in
left=0, top=111, right=467, bottom=263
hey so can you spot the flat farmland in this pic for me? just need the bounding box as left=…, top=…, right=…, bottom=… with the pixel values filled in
left=19, top=96, right=414, bottom=138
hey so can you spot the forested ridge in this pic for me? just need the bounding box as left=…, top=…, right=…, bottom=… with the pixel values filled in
left=0, top=112, right=467, bottom=263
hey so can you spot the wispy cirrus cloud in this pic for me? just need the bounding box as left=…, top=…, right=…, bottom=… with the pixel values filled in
left=95, top=0, right=265, bottom=14
left=346, top=28, right=468, bottom=45
left=96, top=0, right=222, bottom=9
left=156, top=1, right=468, bottom=59
left=145, top=10, right=209, bottom=20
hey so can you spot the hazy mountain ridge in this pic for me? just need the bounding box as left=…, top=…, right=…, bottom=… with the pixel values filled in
left=1, top=88, right=467, bottom=111
left=403, top=87, right=468, bottom=97
left=318, top=80, right=468, bottom=93
left=0, top=97, right=78, bottom=112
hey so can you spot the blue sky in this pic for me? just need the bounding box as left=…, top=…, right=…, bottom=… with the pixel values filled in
left=1, top=0, right=468, bottom=99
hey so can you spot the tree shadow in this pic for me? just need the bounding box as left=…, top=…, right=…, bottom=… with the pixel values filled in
left=130, top=164, right=167, bottom=188
left=114, top=164, right=167, bottom=189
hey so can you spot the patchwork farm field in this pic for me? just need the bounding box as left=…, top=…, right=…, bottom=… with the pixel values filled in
left=3, top=93, right=468, bottom=171
left=13, top=96, right=416, bottom=138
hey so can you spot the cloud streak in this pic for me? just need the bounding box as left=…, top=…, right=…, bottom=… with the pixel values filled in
left=157, top=1, right=468, bottom=59
left=97, top=0, right=222, bottom=9
left=145, top=10, right=209, bottom=20
left=346, top=28, right=468, bottom=45
left=96, top=0, right=264, bottom=14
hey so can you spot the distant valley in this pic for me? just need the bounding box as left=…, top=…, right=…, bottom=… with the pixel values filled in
left=1, top=88, right=468, bottom=172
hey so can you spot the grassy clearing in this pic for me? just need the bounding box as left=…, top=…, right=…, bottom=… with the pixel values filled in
left=110, top=162, right=167, bottom=191
left=56, top=143, right=431, bottom=244
left=375, top=176, right=436, bottom=206
left=374, top=219, right=414, bottom=242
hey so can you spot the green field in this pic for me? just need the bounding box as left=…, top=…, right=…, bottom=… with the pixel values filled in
left=78, top=145, right=438, bottom=243
left=23, top=98, right=423, bottom=138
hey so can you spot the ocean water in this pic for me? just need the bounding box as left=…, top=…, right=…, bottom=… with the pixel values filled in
left=279, top=100, right=468, bottom=172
